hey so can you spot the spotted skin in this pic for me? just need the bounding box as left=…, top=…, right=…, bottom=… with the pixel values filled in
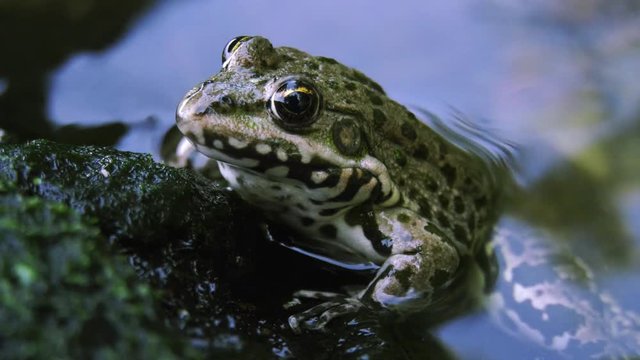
left=175, top=36, right=501, bottom=331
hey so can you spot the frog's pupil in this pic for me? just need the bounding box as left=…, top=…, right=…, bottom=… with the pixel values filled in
left=284, top=92, right=311, bottom=114
left=270, top=79, right=321, bottom=129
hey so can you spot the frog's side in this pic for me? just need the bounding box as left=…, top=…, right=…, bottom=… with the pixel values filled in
left=175, top=36, right=500, bottom=330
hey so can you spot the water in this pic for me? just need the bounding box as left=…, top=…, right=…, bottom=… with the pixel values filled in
left=3, top=0, right=640, bottom=358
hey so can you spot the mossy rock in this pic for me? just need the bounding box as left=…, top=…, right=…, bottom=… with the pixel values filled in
left=0, top=140, right=452, bottom=359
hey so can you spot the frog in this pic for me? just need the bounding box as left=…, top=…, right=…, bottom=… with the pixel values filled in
left=174, top=35, right=502, bottom=332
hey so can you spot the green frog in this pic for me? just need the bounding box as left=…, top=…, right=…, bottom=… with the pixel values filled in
left=175, top=35, right=501, bottom=332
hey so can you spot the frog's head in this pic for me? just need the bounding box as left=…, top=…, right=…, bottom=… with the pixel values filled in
left=176, top=36, right=398, bottom=204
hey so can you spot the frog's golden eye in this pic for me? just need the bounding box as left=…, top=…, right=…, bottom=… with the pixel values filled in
left=222, top=36, right=252, bottom=65
left=269, top=78, right=322, bottom=130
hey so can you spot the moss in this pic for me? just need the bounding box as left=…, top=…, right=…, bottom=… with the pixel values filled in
left=0, top=187, right=194, bottom=359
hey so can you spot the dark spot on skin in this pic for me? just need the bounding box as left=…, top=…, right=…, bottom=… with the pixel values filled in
left=202, top=129, right=217, bottom=148
left=300, top=217, right=315, bottom=226
left=328, top=169, right=374, bottom=203
left=394, top=151, right=407, bottom=167
left=319, top=224, right=337, bottom=239
left=309, top=170, right=340, bottom=189
left=375, top=184, right=394, bottom=205
left=318, top=56, right=338, bottom=65
left=397, top=213, right=411, bottom=223
left=437, top=213, right=451, bottom=229
left=426, top=179, right=439, bottom=192
left=438, top=194, right=450, bottom=208
left=366, top=90, right=383, bottom=106
left=467, top=215, right=476, bottom=233
left=441, top=164, right=457, bottom=187
left=474, top=195, right=488, bottom=209
left=407, top=188, right=418, bottom=199
left=345, top=204, right=391, bottom=256
left=417, top=199, right=432, bottom=218
left=461, top=177, right=481, bottom=195
left=430, top=269, right=452, bottom=289
left=453, top=196, right=465, bottom=214
left=319, top=207, right=346, bottom=216
left=288, top=152, right=303, bottom=164
left=423, top=223, right=449, bottom=243
left=372, top=109, right=387, bottom=127
left=349, top=70, right=386, bottom=94
left=453, top=225, right=468, bottom=244
left=394, top=267, right=413, bottom=292
left=412, top=144, right=429, bottom=160
left=345, top=82, right=357, bottom=91
left=401, top=123, right=417, bottom=141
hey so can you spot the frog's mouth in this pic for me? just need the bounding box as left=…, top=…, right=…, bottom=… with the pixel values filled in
left=185, top=128, right=380, bottom=192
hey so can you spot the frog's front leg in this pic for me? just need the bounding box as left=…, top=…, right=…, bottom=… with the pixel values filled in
left=361, top=208, right=460, bottom=313
left=288, top=208, right=460, bottom=332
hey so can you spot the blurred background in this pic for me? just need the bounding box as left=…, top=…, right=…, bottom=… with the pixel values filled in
left=1, top=0, right=639, bottom=358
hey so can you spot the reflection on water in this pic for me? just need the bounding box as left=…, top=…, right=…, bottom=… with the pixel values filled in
left=0, top=78, right=7, bottom=96
left=0, top=0, right=152, bottom=142
left=2, top=0, right=640, bottom=358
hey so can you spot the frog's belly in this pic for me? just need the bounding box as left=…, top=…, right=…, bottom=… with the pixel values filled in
left=218, top=162, right=387, bottom=266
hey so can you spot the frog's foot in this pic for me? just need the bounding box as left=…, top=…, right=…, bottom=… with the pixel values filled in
left=288, top=295, right=363, bottom=334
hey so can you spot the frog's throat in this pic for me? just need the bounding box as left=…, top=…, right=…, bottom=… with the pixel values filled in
left=188, top=132, right=400, bottom=207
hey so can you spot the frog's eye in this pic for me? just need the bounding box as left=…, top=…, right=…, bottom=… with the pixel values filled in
left=222, top=36, right=252, bottom=64
left=269, top=79, right=322, bottom=130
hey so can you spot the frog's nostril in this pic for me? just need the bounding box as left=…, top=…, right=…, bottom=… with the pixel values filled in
left=220, top=95, right=234, bottom=106
left=207, top=95, right=235, bottom=114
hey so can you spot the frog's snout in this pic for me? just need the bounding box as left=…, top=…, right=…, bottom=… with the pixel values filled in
left=177, top=82, right=233, bottom=125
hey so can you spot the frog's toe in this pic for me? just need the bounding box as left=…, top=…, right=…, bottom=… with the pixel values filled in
left=292, top=289, right=346, bottom=301
left=288, top=298, right=362, bottom=333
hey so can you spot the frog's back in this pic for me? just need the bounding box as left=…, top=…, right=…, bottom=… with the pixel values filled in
left=375, top=104, right=501, bottom=253
left=327, top=74, right=500, bottom=254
